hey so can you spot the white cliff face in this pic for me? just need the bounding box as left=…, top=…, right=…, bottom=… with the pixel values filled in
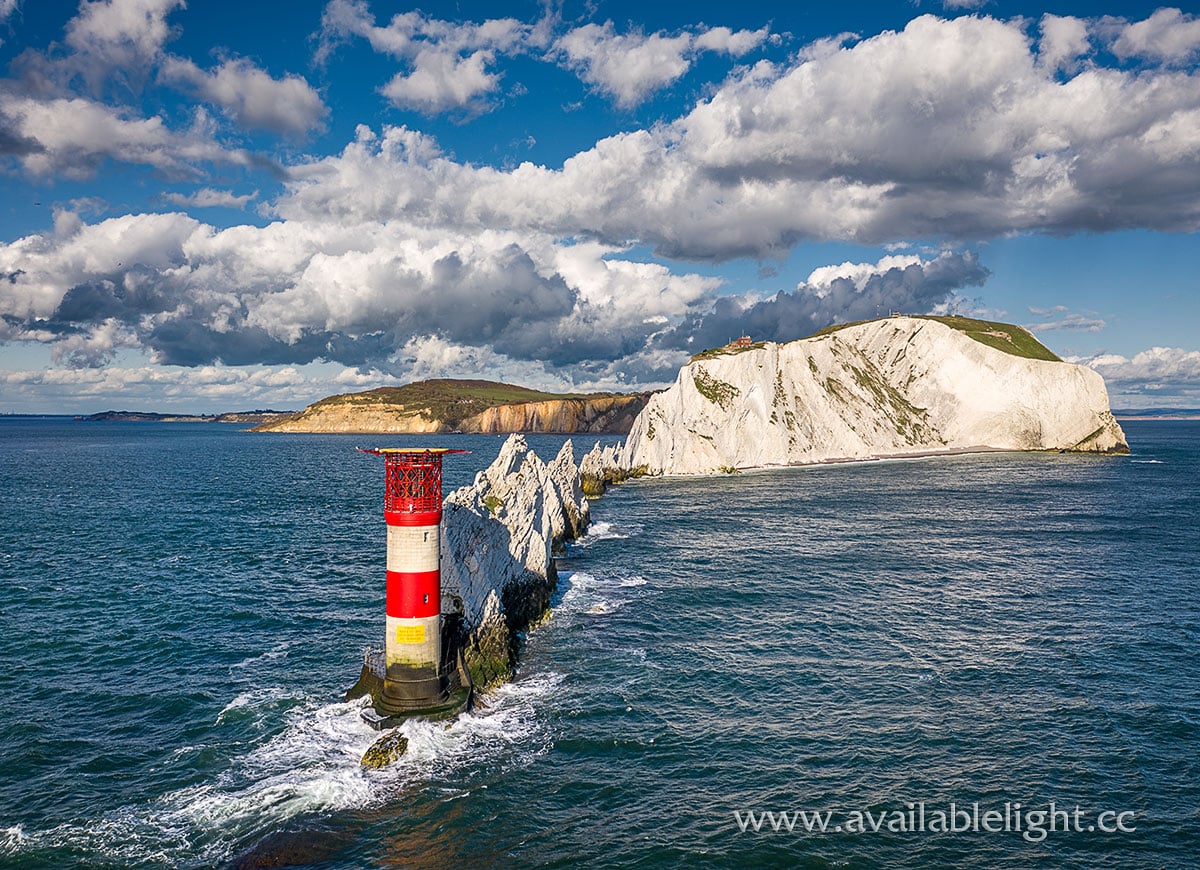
left=438, top=436, right=589, bottom=687
left=626, top=317, right=1128, bottom=476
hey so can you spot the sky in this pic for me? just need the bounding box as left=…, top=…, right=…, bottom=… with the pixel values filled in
left=1, top=0, right=1198, bottom=413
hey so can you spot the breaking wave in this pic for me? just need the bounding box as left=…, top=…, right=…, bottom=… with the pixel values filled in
left=5, top=673, right=563, bottom=868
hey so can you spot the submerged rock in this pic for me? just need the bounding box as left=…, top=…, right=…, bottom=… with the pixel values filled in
left=361, top=729, right=409, bottom=768
left=625, top=316, right=1129, bottom=475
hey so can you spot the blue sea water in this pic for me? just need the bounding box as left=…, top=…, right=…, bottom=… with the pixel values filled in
left=0, top=418, right=1197, bottom=868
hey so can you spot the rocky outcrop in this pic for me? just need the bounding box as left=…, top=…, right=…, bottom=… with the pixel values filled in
left=626, top=316, right=1128, bottom=475
left=579, top=441, right=642, bottom=496
left=360, top=730, right=409, bottom=768
left=440, top=436, right=590, bottom=690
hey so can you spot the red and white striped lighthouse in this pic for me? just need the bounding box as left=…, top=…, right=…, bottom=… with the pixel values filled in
left=359, top=447, right=467, bottom=716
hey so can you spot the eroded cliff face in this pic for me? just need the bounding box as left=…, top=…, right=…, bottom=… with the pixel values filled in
left=262, top=404, right=445, bottom=433
left=440, top=436, right=589, bottom=690
left=625, top=316, right=1128, bottom=476
left=462, top=396, right=648, bottom=434
left=257, top=395, right=648, bottom=434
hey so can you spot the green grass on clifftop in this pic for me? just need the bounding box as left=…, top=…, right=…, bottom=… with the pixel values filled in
left=689, top=341, right=768, bottom=362
left=308, top=379, right=638, bottom=428
left=811, top=315, right=1061, bottom=362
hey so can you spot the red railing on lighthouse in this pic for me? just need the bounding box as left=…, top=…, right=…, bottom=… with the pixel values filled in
left=358, top=447, right=469, bottom=526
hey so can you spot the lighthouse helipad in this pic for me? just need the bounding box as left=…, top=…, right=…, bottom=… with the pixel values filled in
left=346, top=447, right=473, bottom=729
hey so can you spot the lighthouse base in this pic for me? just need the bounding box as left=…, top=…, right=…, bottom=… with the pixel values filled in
left=345, top=628, right=473, bottom=730
left=359, top=682, right=473, bottom=730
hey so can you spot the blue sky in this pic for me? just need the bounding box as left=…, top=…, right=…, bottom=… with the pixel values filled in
left=1, top=0, right=1198, bottom=413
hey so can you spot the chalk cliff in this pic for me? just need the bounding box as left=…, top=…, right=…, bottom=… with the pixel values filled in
left=440, top=435, right=589, bottom=689
left=625, top=316, right=1128, bottom=476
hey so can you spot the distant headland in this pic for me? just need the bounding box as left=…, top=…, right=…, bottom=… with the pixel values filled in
left=252, top=379, right=650, bottom=435
left=76, top=410, right=295, bottom=424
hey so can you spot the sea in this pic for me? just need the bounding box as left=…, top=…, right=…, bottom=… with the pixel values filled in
left=0, top=417, right=1197, bottom=869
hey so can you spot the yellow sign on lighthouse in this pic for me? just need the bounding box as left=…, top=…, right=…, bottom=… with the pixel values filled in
left=395, top=624, right=426, bottom=645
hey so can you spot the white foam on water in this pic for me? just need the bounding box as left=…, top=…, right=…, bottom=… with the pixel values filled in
left=381, top=670, right=564, bottom=783
left=1131, top=459, right=1164, bottom=464
left=573, top=520, right=639, bottom=547
left=0, top=825, right=24, bottom=854
left=6, top=674, right=565, bottom=867
left=556, top=571, right=652, bottom=621
left=213, top=684, right=306, bottom=728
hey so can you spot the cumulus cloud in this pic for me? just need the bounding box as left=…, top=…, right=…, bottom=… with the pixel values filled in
left=1111, top=8, right=1200, bottom=66
left=318, top=2, right=767, bottom=113
left=0, top=209, right=726, bottom=380
left=318, top=0, right=531, bottom=114
left=0, top=0, right=299, bottom=178
left=275, top=14, right=1200, bottom=261
left=63, top=0, right=183, bottom=92
left=380, top=49, right=501, bottom=114
left=0, top=95, right=258, bottom=177
left=1038, top=14, right=1091, bottom=72
left=554, top=21, right=768, bottom=107
left=1085, top=347, right=1200, bottom=406
left=159, top=57, right=328, bottom=136
left=0, top=361, right=381, bottom=412
left=652, top=251, right=990, bottom=353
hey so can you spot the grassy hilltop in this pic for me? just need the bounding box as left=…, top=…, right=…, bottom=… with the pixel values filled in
left=257, top=378, right=650, bottom=434
left=813, top=315, right=1061, bottom=361
left=304, top=379, right=633, bottom=428
left=693, top=315, right=1061, bottom=363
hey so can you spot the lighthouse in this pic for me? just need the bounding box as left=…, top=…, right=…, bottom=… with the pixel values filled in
left=351, top=447, right=471, bottom=725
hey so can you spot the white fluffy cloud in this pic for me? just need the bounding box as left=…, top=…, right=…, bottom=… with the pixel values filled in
left=0, top=0, right=321, bottom=178
left=0, top=203, right=994, bottom=390
left=275, top=14, right=1200, bottom=261
left=0, top=207, right=729, bottom=381
left=318, top=0, right=531, bottom=113
left=63, top=0, right=183, bottom=90
left=1086, top=347, right=1200, bottom=406
left=160, top=57, right=328, bottom=136
left=379, top=49, right=501, bottom=114
left=318, top=1, right=767, bottom=113
left=1111, top=8, right=1200, bottom=65
left=0, top=360, right=379, bottom=412
left=554, top=21, right=768, bottom=107
left=1038, top=14, right=1091, bottom=72
left=0, top=94, right=255, bottom=177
